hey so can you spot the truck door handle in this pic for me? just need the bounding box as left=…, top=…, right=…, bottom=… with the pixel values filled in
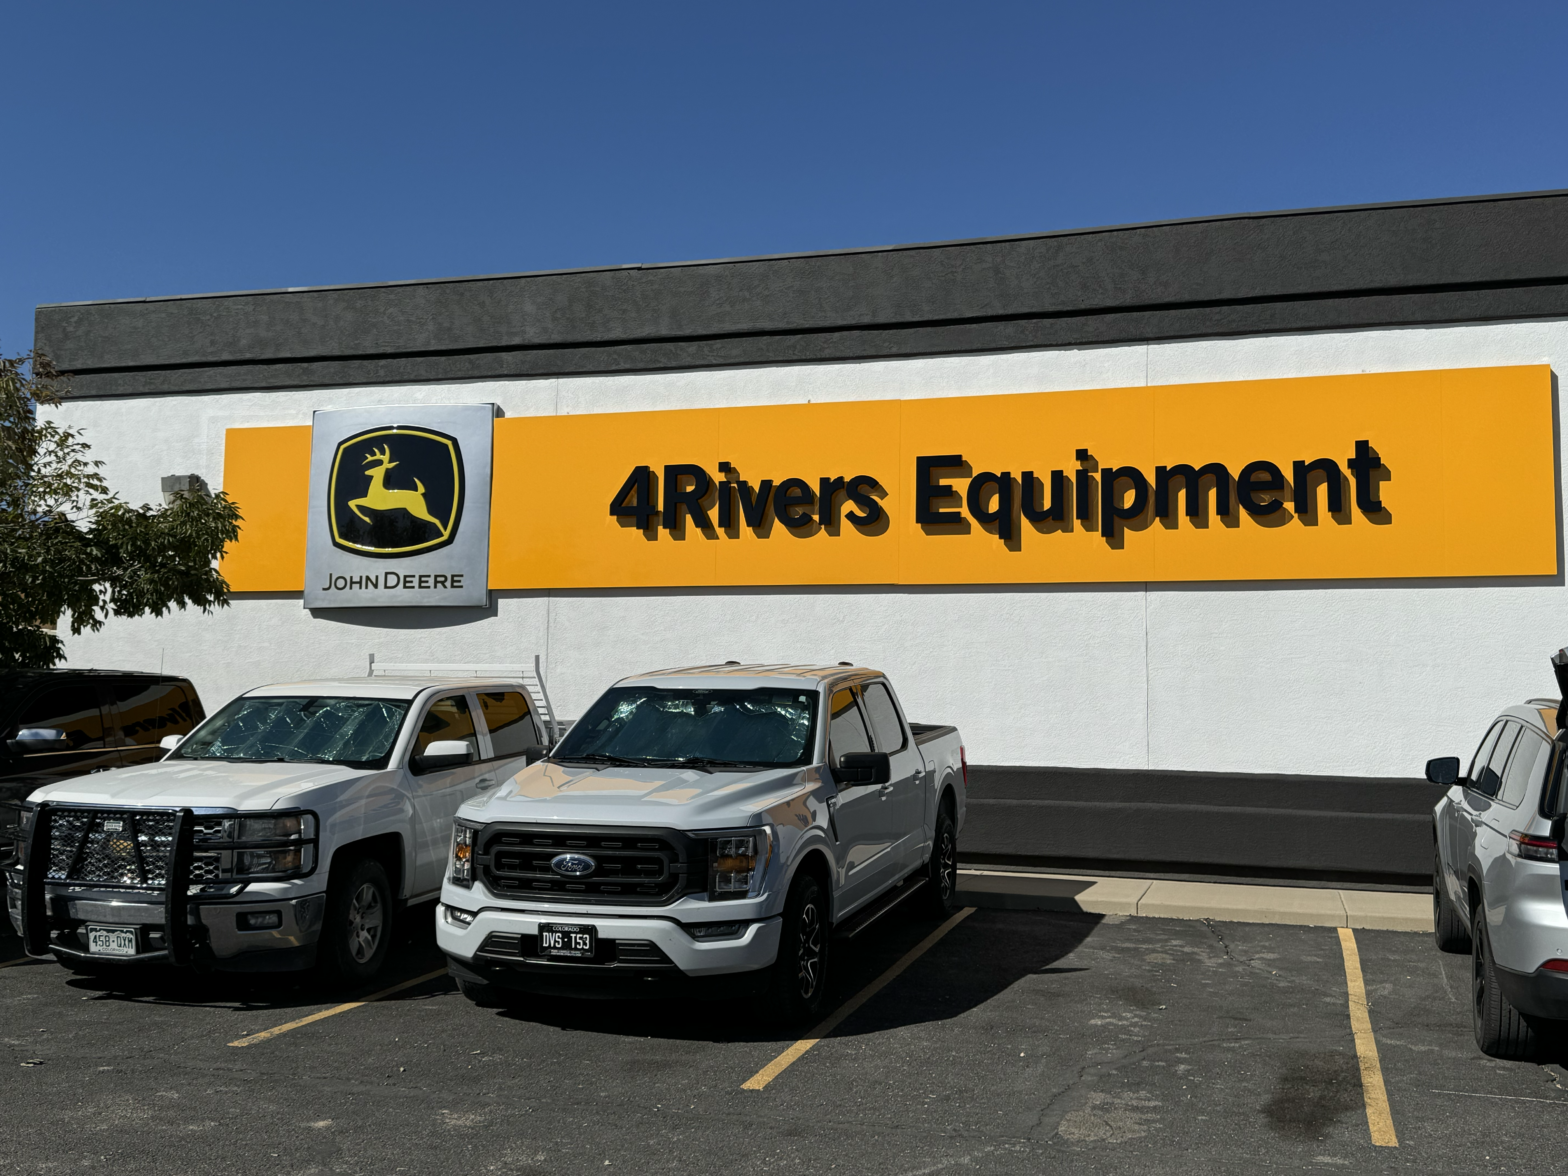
left=476, top=775, right=498, bottom=790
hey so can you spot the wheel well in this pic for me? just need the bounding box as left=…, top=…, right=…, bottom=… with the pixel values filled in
left=332, top=833, right=404, bottom=899
left=938, top=783, right=957, bottom=821
left=1467, top=876, right=1482, bottom=919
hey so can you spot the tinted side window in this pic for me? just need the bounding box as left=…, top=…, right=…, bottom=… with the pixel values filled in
left=1467, top=723, right=1505, bottom=796
left=828, top=688, right=872, bottom=764
left=1499, top=731, right=1550, bottom=809
left=112, top=680, right=198, bottom=744
left=414, top=696, right=479, bottom=760
left=1474, top=723, right=1518, bottom=799
left=477, top=691, right=538, bottom=758
left=14, top=686, right=107, bottom=749
left=861, top=683, right=906, bottom=753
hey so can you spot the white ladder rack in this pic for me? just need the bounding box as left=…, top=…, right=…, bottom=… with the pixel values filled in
left=367, top=653, right=560, bottom=743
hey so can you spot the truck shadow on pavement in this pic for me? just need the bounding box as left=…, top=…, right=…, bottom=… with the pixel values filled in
left=487, top=906, right=1103, bottom=1045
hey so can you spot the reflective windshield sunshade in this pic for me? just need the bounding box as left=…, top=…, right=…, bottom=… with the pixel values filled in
left=552, top=686, right=818, bottom=768
left=173, top=696, right=411, bottom=769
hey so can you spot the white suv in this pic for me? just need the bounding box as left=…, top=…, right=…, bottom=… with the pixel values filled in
left=1429, top=669, right=1568, bottom=1059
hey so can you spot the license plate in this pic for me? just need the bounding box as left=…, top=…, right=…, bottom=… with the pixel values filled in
left=85, top=925, right=138, bottom=957
left=537, top=922, right=595, bottom=959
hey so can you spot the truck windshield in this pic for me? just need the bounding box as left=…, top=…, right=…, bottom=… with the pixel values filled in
left=173, top=696, right=410, bottom=769
left=553, top=686, right=817, bottom=769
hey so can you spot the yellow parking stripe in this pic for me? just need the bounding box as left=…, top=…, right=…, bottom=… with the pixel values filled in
left=228, top=967, right=449, bottom=1047
left=1336, top=927, right=1398, bottom=1147
left=743, top=906, right=974, bottom=1090
left=0, top=955, right=39, bottom=969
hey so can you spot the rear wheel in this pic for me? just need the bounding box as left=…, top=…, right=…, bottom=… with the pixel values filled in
left=316, top=857, right=393, bottom=988
left=1432, top=849, right=1470, bottom=953
left=1471, top=899, right=1538, bottom=1059
left=765, top=871, right=828, bottom=1026
left=923, top=808, right=959, bottom=918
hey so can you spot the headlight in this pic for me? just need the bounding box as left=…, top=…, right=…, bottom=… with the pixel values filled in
left=235, top=848, right=303, bottom=876
left=450, top=821, right=479, bottom=888
left=708, top=828, right=772, bottom=901
left=190, top=810, right=317, bottom=883
left=237, top=815, right=303, bottom=841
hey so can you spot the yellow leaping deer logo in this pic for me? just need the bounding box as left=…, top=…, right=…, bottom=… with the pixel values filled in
left=349, top=444, right=449, bottom=535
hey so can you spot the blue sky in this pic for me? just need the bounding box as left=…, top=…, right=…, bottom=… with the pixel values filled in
left=4, top=2, right=1567, bottom=358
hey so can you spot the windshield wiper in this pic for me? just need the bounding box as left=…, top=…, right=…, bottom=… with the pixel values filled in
left=550, top=752, right=647, bottom=767
left=642, top=756, right=766, bottom=773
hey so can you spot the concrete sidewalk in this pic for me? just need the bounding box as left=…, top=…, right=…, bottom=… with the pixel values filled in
left=958, top=868, right=1433, bottom=932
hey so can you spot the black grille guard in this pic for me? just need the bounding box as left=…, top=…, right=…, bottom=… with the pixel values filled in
left=21, top=802, right=198, bottom=965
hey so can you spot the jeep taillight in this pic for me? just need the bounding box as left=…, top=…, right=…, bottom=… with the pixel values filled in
left=1508, top=831, right=1560, bottom=862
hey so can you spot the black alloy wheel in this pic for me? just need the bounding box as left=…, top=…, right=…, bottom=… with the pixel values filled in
left=1432, top=849, right=1470, bottom=953
left=767, top=871, right=828, bottom=1024
left=924, top=808, right=959, bottom=918
left=1470, top=899, right=1538, bottom=1060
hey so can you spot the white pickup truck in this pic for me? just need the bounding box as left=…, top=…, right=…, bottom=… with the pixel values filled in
left=437, top=663, right=967, bottom=1022
left=6, top=663, right=557, bottom=984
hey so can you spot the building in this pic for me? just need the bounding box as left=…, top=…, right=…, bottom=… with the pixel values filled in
left=35, top=191, right=1568, bottom=882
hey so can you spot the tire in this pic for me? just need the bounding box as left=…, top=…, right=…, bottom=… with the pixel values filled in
left=765, top=870, right=829, bottom=1026
left=923, top=807, right=959, bottom=919
left=455, top=974, right=509, bottom=1009
left=1471, top=898, right=1539, bottom=1060
left=316, top=856, right=393, bottom=988
left=1433, top=849, right=1470, bottom=953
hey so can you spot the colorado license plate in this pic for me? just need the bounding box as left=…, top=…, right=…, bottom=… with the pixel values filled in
left=85, top=925, right=138, bottom=956
left=537, top=923, right=595, bottom=959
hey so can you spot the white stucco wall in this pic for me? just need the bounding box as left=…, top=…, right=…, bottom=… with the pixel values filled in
left=43, top=319, right=1568, bottom=778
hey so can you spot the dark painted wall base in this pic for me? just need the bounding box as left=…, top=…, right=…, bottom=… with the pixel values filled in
left=960, top=765, right=1445, bottom=887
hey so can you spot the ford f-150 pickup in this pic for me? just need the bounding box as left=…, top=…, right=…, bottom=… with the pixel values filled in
left=437, top=663, right=967, bottom=1022
left=8, top=663, right=557, bottom=984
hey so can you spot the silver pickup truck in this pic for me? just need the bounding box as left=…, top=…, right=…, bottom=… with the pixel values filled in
left=437, top=663, right=967, bottom=1022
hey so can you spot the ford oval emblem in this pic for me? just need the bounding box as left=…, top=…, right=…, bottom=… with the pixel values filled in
left=551, top=852, right=597, bottom=878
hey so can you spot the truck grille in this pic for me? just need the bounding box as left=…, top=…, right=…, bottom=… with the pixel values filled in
left=46, top=809, right=176, bottom=887
left=477, top=825, right=704, bottom=906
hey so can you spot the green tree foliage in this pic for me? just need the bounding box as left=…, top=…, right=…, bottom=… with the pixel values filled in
left=0, top=352, right=241, bottom=668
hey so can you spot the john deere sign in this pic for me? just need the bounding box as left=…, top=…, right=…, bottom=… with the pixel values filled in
left=304, top=404, right=493, bottom=608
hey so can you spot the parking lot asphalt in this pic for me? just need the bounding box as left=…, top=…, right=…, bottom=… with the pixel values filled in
left=4, top=896, right=1567, bottom=1175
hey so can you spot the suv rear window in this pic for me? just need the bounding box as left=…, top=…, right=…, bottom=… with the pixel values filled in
left=112, top=680, right=199, bottom=744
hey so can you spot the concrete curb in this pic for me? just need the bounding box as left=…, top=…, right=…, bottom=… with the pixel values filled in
left=957, top=869, right=1433, bottom=932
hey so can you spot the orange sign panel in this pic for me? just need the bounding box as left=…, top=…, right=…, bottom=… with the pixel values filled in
left=221, top=366, right=1557, bottom=592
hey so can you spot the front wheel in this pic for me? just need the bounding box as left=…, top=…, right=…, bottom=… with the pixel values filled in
left=1432, top=850, right=1470, bottom=953
left=316, top=857, right=393, bottom=988
left=765, top=871, right=828, bottom=1026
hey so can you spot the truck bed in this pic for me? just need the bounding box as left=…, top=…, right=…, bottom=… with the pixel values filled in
left=910, top=723, right=957, bottom=746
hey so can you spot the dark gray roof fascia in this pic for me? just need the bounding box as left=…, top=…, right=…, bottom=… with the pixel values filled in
left=36, top=189, right=1568, bottom=399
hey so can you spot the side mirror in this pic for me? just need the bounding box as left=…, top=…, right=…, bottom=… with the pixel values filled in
left=414, top=740, right=474, bottom=773
left=834, top=751, right=891, bottom=786
left=8, top=728, right=69, bottom=754
left=522, top=744, right=547, bottom=765
left=159, top=734, right=185, bottom=753
left=1425, top=756, right=1462, bottom=786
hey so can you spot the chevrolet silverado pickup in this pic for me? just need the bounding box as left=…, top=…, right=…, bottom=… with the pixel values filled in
left=437, top=663, right=967, bottom=1022
left=8, top=664, right=557, bottom=984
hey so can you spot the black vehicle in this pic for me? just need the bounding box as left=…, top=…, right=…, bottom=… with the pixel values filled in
left=1, top=670, right=205, bottom=867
